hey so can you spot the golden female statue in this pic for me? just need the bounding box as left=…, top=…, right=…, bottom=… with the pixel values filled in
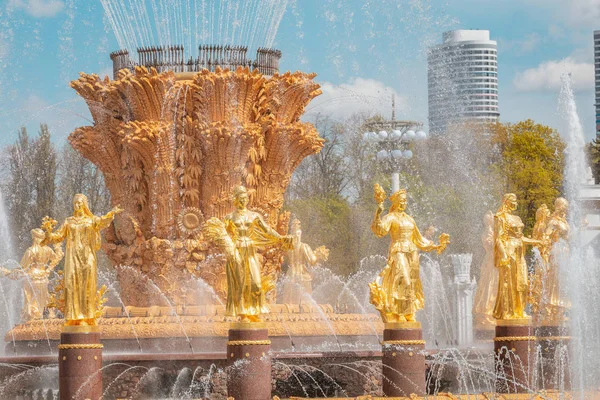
left=1, top=228, right=63, bottom=321
left=493, top=193, right=541, bottom=321
left=42, top=194, right=122, bottom=327
left=539, top=197, right=570, bottom=324
left=369, top=185, right=449, bottom=323
left=472, top=211, right=498, bottom=328
left=529, top=204, right=550, bottom=319
left=532, top=204, right=550, bottom=242
left=204, top=186, right=293, bottom=322
left=281, top=218, right=329, bottom=304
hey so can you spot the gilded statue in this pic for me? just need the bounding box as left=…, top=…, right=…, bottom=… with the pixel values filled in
left=281, top=218, right=329, bottom=304
left=204, top=186, right=293, bottom=322
left=0, top=229, right=63, bottom=321
left=41, top=194, right=122, bottom=327
left=529, top=204, right=550, bottom=318
left=493, top=193, right=541, bottom=321
left=369, top=185, right=450, bottom=323
left=534, top=198, right=570, bottom=325
left=472, top=211, right=498, bottom=328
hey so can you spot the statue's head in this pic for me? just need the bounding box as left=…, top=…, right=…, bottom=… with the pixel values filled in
left=72, top=193, right=93, bottom=216
left=535, top=204, right=549, bottom=222
left=389, top=189, right=407, bottom=211
left=232, top=186, right=249, bottom=210
left=31, top=228, right=45, bottom=243
left=502, top=193, right=517, bottom=212
left=554, top=197, right=568, bottom=214
left=290, top=218, right=302, bottom=239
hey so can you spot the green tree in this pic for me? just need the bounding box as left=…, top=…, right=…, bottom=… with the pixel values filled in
left=56, top=144, right=111, bottom=220
left=287, top=114, right=349, bottom=200
left=3, top=124, right=59, bottom=255
left=4, top=127, right=35, bottom=255
left=492, top=120, right=565, bottom=234
left=586, top=137, right=600, bottom=184
left=32, top=124, right=57, bottom=225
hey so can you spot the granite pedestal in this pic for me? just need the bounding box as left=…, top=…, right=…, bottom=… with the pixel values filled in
left=227, top=323, right=272, bottom=400
left=381, top=322, right=426, bottom=397
left=58, top=327, right=103, bottom=400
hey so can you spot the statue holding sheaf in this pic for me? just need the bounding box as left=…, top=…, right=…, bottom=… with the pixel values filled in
left=204, top=186, right=294, bottom=323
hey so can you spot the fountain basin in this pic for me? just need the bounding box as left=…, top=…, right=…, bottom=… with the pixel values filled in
left=5, top=305, right=383, bottom=355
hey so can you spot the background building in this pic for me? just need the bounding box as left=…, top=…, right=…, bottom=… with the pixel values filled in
left=428, top=30, right=500, bottom=134
left=595, top=30, right=600, bottom=138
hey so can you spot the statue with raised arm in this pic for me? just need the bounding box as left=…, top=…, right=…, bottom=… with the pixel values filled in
left=472, top=211, right=498, bottom=328
left=281, top=218, right=329, bottom=304
left=204, top=186, right=294, bottom=323
left=493, top=193, right=542, bottom=321
left=41, top=194, right=122, bottom=327
left=1, top=228, right=63, bottom=321
left=369, top=184, right=450, bottom=323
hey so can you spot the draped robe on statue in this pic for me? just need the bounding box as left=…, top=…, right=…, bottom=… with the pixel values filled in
left=372, top=211, right=437, bottom=316
left=543, top=216, right=570, bottom=315
left=45, top=214, right=113, bottom=324
left=493, top=212, right=530, bottom=320
left=222, top=211, right=292, bottom=318
left=20, top=244, right=58, bottom=320
left=472, top=223, right=498, bottom=325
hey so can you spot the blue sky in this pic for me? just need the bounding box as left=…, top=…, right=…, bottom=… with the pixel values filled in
left=0, top=0, right=598, bottom=147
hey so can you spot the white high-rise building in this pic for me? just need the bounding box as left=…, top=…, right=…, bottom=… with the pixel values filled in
left=594, top=30, right=600, bottom=137
left=428, top=30, right=500, bottom=134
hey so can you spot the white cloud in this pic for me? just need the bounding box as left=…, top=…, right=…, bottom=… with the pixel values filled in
left=304, top=78, right=409, bottom=121
left=527, top=0, right=600, bottom=26
left=513, top=57, right=594, bottom=92
left=8, top=0, right=64, bottom=18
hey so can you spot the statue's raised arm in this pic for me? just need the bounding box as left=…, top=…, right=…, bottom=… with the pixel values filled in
left=369, top=186, right=449, bottom=324
left=42, top=194, right=112, bottom=328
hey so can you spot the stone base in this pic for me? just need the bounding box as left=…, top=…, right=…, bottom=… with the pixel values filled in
left=6, top=308, right=383, bottom=355
left=58, top=328, right=103, bottom=400
left=494, top=321, right=533, bottom=393
left=536, top=325, right=571, bottom=391
left=227, top=323, right=272, bottom=400
left=381, top=323, right=426, bottom=397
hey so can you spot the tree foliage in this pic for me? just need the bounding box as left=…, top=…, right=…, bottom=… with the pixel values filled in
left=2, top=126, right=110, bottom=258
left=491, top=119, right=565, bottom=234
left=586, top=137, right=600, bottom=184
left=285, top=116, right=565, bottom=277
left=33, top=124, right=57, bottom=226
left=55, top=144, right=111, bottom=221
left=5, top=127, right=35, bottom=255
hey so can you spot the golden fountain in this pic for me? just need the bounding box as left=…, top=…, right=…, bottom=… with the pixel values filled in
left=8, top=46, right=381, bottom=350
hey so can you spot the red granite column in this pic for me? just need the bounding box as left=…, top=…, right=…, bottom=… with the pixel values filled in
left=536, top=325, right=571, bottom=391
left=381, top=322, right=426, bottom=397
left=227, top=323, right=272, bottom=400
left=494, top=319, right=534, bottom=393
left=59, top=327, right=103, bottom=400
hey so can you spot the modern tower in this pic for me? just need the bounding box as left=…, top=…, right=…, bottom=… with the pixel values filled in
left=594, top=30, right=600, bottom=137
left=428, top=30, right=499, bottom=134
